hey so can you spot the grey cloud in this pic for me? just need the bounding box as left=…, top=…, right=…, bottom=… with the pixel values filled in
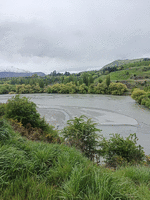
left=0, top=0, right=150, bottom=73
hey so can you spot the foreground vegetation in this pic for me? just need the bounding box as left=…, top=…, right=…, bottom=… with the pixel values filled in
left=0, top=95, right=150, bottom=199
left=1, top=118, right=150, bottom=199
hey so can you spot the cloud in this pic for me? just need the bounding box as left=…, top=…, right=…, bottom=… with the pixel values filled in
left=0, top=0, right=150, bottom=73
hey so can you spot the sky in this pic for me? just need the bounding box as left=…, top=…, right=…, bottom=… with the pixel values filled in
left=0, top=0, right=150, bottom=74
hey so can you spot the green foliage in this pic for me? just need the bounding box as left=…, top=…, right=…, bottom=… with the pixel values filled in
left=95, top=82, right=108, bottom=94
left=3, top=96, right=59, bottom=142
left=99, top=133, right=145, bottom=168
left=5, top=95, right=41, bottom=128
left=131, top=88, right=146, bottom=103
left=0, top=103, right=6, bottom=116
left=131, top=88, right=150, bottom=108
left=78, top=83, right=88, bottom=94
left=0, top=84, right=16, bottom=94
left=1, top=119, right=150, bottom=199
left=62, top=115, right=101, bottom=160
left=117, top=166, right=150, bottom=185
left=16, top=83, right=42, bottom=94
left=106, top=75, right=110, bottom=87
left=0, top=119, right=10, bottom=143
left=109, top=82, right=127, bottom=95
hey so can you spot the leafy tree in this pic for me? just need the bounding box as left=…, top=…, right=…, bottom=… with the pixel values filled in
left=88, top=83, right=95, bottom=94
left=39, top=79, right=44, bottom=88
left=62, top=115, right=101, bottom=160
left=106, top=75, right=110, bottom=87
left=82, top=73, right=89, bottom=86
left=88, top=75, right=94, bottom=86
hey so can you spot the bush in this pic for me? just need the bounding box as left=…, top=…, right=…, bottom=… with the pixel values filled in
left=131, top=88, right=150, bottom=108
left=95, top=82, right=108, bottom=94
left=109, top=82, right=127, bottom=95
left=62, top=115, right=101, bottom=160
left=99, top=133, right=145, bottom=168
left=131, top=88, right=146, bottom=103
left=5, top=95, right=41, bottom=128
left=0, top=103, right=6, bottom=116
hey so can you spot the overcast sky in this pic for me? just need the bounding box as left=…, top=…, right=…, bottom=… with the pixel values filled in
left=0, top=0, right=150, bottom=74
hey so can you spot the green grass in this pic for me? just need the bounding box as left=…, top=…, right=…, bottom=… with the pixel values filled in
left=1, top=118, right=150, bottom=199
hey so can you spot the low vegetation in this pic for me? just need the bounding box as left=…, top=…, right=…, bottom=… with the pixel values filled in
left=0, top=95, right=60, bottom=143
left=62, top=115, right=101, bottom=161
left=0, top=94, right=150, bottom=199
left=99, top=133, right=145, bottom=168
left=131, top=88, right=150, bottom=109
left=1, top=118, right=150, bottom=199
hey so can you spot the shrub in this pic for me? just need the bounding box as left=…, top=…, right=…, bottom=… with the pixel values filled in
left=131, top=88, right=146, bottom=103
left=4, top=95, right=60, bottom=142
left=99, top=133, right=145, bottom=168
left=5, top=95, right=41, bottom=128
left=62, top=115, right=101, bottom=160
left=109, top=82, right=127, bottom=95
left=78, top=83, right=88, bottom=94
left=0, top=103, right=6, bottom=116
left=95, top=82, right=108, bottom=94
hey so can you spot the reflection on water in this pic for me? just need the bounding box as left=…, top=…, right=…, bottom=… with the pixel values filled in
left=1, top=93, right=150, bottom=154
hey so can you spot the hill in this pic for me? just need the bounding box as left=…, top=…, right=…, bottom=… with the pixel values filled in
left=0, top=71, right=45, bottom=78
left=101, top=58, right=150, bottom=70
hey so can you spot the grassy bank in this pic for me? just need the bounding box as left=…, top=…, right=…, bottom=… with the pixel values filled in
left=0, top=95, right=150, bottom=199
left=1, top=118, right=150, bottom=199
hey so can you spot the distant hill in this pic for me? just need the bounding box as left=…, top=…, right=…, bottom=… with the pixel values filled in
left=101, top=58, right=150, bottom=70
left=0, top=72, right=45, bottom=78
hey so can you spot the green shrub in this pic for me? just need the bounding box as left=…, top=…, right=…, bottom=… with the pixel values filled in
left=1, top=119, right=150, bottom=199
left=95, top=82, right=108, bottom=94
left=0, top=103, right=6, bottom=116
left=131, top=88, right=150, bottom=108
left=131, top=88, right=146, bottom=103
left=109, top=82, right=127, bottom=95
left=5, top=95, right=41, bottom=128
left=78, top=83, right=88, bottom=94
left=62, top=115, right=101, bottom=160
left=99, top=133, right=145, bottom=168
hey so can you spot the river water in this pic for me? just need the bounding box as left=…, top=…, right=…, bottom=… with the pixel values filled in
left=1, top=93, right=150, bottom=154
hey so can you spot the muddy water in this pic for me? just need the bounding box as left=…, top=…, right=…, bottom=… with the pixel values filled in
left=1, top=93, right=150, bottom=154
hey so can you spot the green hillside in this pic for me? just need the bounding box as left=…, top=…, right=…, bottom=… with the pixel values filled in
left=101, top=58, right=150, bottom=70
left=96, top=58, right=150, bottom=90
left=1, top=58, right=150, bottom=94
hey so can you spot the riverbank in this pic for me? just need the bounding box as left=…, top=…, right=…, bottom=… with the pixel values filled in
left=1, top=118, right=150, bottom=199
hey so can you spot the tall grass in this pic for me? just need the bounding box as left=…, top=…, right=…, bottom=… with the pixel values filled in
left=1, top=118, right=150, bottom=199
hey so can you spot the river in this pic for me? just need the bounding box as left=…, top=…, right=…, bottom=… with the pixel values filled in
left=1, top=93, right=150, bottom=154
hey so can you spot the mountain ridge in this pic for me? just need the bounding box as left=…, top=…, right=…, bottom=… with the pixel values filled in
left=101, top=58, right=150, bottom=70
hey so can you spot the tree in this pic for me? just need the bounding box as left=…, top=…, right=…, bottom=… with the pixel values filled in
left=106, top=75, right=110, bottom=87
left=82, top=73, right=88, bottom=86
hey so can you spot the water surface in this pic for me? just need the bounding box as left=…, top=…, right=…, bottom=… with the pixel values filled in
left=1, top=93, right=150, bottom=154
